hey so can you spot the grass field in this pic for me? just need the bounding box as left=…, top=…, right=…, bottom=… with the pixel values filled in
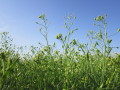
left=0, top=15, right=120, bottom=90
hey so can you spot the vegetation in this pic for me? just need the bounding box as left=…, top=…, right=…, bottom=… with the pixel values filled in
left=0, top=14, right=120, bottom=90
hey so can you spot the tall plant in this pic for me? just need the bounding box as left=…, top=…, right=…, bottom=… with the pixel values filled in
left=36, top=14, right=49, bottom=46
left=87, top=15, right=120, bottom=57
left=36, top=14, right=51, bottom=54
left=55, top=14, right=78, bottom=55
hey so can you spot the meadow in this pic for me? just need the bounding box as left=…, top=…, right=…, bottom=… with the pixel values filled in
left=0, top=14, right=120, bottom=90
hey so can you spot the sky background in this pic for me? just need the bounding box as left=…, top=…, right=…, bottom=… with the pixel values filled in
left=0, top=0, right=120, bottom=53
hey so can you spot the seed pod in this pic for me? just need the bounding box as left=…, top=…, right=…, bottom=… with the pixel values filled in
left=56, top=33, right=62, bottom=39
left=72, top=39, right=77, bottom=45
left=107, top=39, right=112, bottom=44
left=38, top=14, right=46, bottom=19
left=95, top=16, right=104, bottom=21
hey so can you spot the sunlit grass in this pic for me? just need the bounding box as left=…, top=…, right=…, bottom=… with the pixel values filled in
left=0, top=14, right=120, bottom=90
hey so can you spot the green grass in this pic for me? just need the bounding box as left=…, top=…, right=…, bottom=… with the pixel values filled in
left=0, top=15, right=120, bottom=90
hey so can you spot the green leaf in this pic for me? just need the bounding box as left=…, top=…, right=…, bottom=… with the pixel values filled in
left=65, top=26, right=68, bottom=28
left=75, top=28, right=78, bottom=30
left=117, top=29, right=120, bottom=32
left=74, top=17, right=76, bottom=19
left=38, top=14, right=46, bottom=19
left=107, top=39, right=112, bottom=44
left=89, top=30, right=93, bottom=34
left=39, top=28, right=42, bottom=31
left=72, top=39, right=77, bottom=45
left=64, top=23, right=66, bottom=25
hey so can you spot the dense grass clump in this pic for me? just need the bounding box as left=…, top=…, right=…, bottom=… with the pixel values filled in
left=0, top=14, right=120, bottom=90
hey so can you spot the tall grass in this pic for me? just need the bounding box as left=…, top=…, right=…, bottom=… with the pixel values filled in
left=0, top=14, right=120, bottom=90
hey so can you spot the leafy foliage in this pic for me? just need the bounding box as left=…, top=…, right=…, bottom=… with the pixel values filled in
left=0, top=14, right=120, bottom=90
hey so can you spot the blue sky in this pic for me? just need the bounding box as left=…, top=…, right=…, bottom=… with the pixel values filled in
left=0, top=0, right=120, bottom=52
